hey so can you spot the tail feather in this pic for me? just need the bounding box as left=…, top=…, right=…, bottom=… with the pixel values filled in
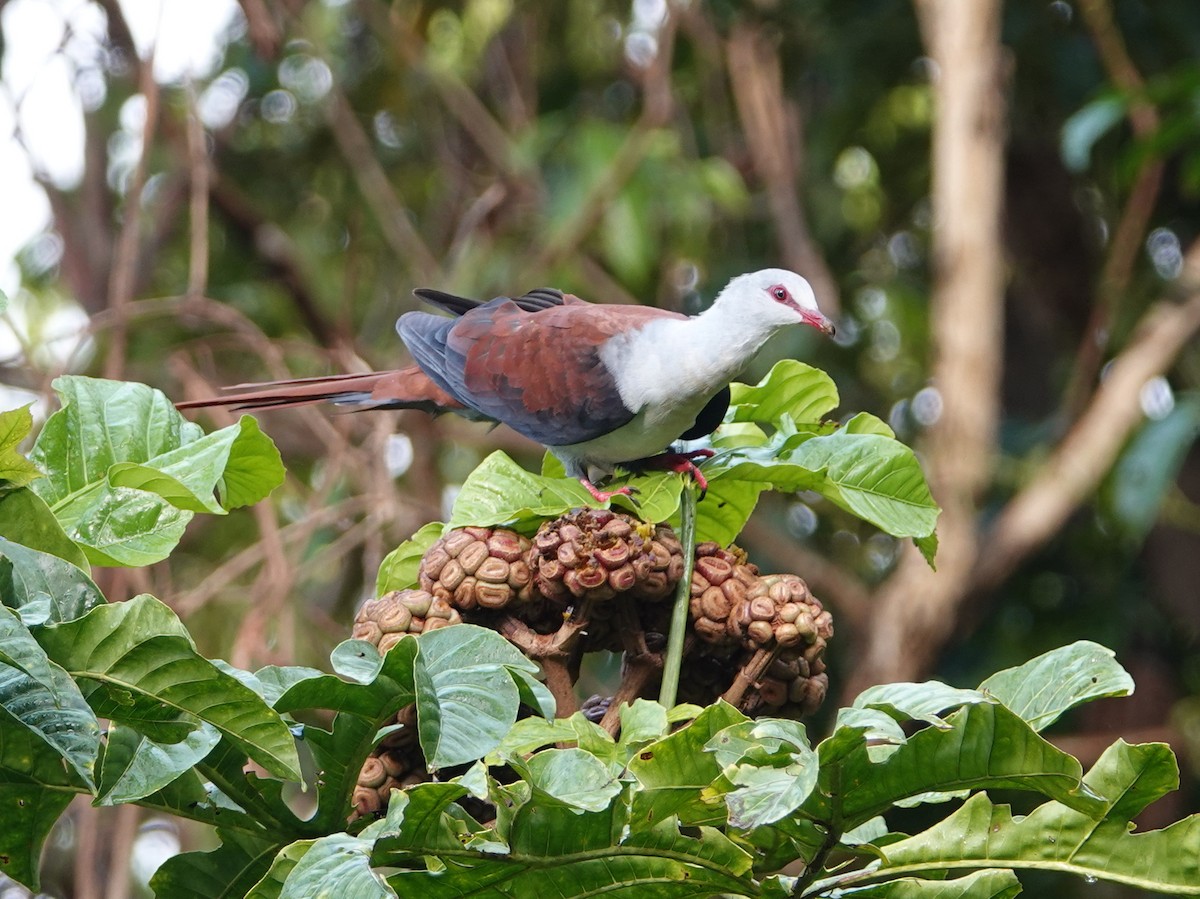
left=176, top=366, right=471, bottom=416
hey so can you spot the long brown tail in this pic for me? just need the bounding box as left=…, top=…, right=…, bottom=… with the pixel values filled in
left=175, top=366, right=468, bottom=415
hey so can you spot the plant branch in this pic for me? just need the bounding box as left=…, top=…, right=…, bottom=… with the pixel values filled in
left=726, top=22, right=839, bottom=314
left=659, top=485, right=697, bottom=709
left=103, top=48, right=160, bottom=380
left=847, top=0, right=1008, bottom=695
left=1062, top=0, right=1164, bottom=419
left=972, top=242, right=1200, bottom=591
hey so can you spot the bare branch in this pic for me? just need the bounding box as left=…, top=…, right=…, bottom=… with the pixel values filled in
left=726, top=22, right=840, bottom=314
left=324, top=88, right=442, bottom=282
left=973, top=241, right=1200, bottom=591
left=847, top=0, right=1008, bottom=695
left=104, top=50, right=161, bottom=380
left=1062, top=0, right=1164, bottom=418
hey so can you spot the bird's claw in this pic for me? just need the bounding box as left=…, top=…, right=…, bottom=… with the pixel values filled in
left=580, top=479, right=638, bottom=504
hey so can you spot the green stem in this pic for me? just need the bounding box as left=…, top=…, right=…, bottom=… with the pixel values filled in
left=658, top=484, right=697, bottom=709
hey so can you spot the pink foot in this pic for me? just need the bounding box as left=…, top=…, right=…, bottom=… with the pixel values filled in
left=631, top=449, right=715, bottom=498
left=580, top=478, right=634, bottom=503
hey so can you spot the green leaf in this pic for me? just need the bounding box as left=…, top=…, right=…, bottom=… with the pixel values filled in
left=0, top=489, right=90, bottom=570
left=834, top=870, right=1023, bottom=897
left=0, top=699, right=89, bottom=889
left=979, top=641, right=1134, bottom=732
left=0, top=535, right=103, bottom=625
left=376, top=522, right=445, bottom=594
left=30, top=377, right=283, bottom=566
left=618, top=698, right=669, bottom=748
left=273, top=638, right=419, bottom=831
left=35, top=594, right=301, bottom=780
left=808, top=702, right=1102, bottom=830
left=150, top=830, right=282, bottom=899
left=378, top=793, right=755, bottom=897
left=707, top=718, right=819, bottom=829
left=0, top=775, right=74, bottom=890
left=520, top=747, right=622, bottom=811
left=416, top=624, right=553, bottom=769
left=728, top=360, right=840, bottom=425
left=0, top=605, right=99, bottom=788
left=489, top=713, right=620, bottom=771
left=708, top=431, right=939, bottom=545
left=448, top=451, right=597, bottom=532
left=689, top=475, right=763, bottom=547
left=873, top=741, right=1200, bottom=894
left=96, top=721, right=221, bottom=804
left=108, top=414, right=283, bottom=513
left=252, top=834, right=394, bottom=899
left=0, top=405, right=42, bottom=488
left=629, top=701, right=748, bottom=826
left=853, top=681, right=991, bottom=729
left=611, top=470, right=683, bottom=523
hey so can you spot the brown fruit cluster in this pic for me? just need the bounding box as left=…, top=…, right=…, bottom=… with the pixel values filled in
left=685, top=544, right=834, bottom=717
left=528, top=509, right=684, bottom=604
left=689, top=542, right=761, bottom=645
left=418, top=526, right=534, bottom=612
left=352, top=589, right=462, bottom=653
left=349, top=704, right=428, bottom=820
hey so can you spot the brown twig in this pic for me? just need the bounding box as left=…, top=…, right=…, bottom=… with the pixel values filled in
left=973, top=243, right=1200, bottom=592
left=847, top=0, right=1008, bottom=697
left=721, top=647, right=777, bottom=710
left=1061, top=0, right=1164, bottom=419
left=104, top=47, right=160, bottom=380
left=185, top=83, right=210, bottom=299
left=598, top=654, right=661, bottom=737
left=323, top=88, right=442, bottom=281
left=726, top=22, right=840, bottom=314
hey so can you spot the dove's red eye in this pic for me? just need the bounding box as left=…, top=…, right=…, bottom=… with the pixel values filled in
left=771, top=286, right=788, bottom=301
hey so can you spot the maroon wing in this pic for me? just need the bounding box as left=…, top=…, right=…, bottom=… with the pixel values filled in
left=397, top=298, right=681, bottom=447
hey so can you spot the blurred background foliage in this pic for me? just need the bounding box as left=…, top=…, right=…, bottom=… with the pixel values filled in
left=2, top=0, right=1200, bottom=895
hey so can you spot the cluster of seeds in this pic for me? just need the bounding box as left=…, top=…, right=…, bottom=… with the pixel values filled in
left=528, top=509, right=684, bottom=604
left=352, top=589, right=461, bottom=652
left=418, top=526, right=534, bottom=611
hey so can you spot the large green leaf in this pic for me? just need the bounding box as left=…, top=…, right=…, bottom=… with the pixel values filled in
left=825, top=870, right=1023, bottom=898
left=518, top=747, right=622, bottom=811
left=805, top=702, right=1102, bottom=830
left=0, top=535, right=103, bottom=625
left=628, top=701, right=748, bottom=826
left=978, top=641, right=1134, bottom=732
left=0, top=489, right=90, bottom=570
left=688, top=475, right=763, bottom=547
left=35, top=594, right=301, bottom=780
left=705, top=718, right=819, bottom=829
left=415, top=624, right=555, bottom=769
left=272, top=638, right=418, bottom=830
left=248, top=834, right=394, bottom=899
left=0, top=701, right=87, bottom=889
left=377, top=782, right=755, bottom=897
left=448, top=451, right=598, bottom=532
left=97, top=721, right=221, bottom=805
left=0, top=405, right=43, bottom=488
left=0, top=605, right=99, bottom=788
left=728, top=359, right=840, bottom=425
left=149, top=830, right=283, bottom=899
left=870, top=741, right=1200, bottom=894
left=30, top=377, right=284, bottom=566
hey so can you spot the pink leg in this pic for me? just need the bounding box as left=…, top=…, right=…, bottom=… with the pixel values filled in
left=631, top=449, right=715, bottom=497
left=580, top=478, right=634, bottom=503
